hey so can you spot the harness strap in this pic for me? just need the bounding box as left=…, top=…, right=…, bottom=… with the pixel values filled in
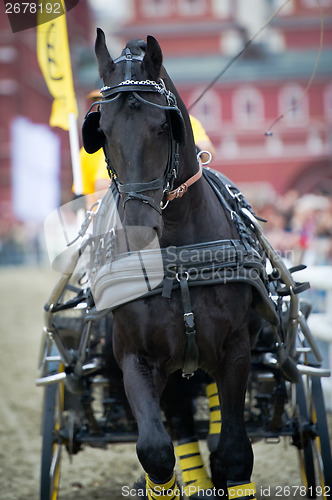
left=133, top=92, right=179, bottom=113
left=179, top=276, right=199, bottom=378
left=166, top=160, right=203, bottom=201
left=118, top=178, right=164, bottom=194
left=113, top=49, right=144, bottom=81
left=123, top=193, right=162, bottom=215
left=118, top=177, right=165, bottom=214
left=113, top=52, right=145, bottom=65
left=203, top=169, right=257, bottom=252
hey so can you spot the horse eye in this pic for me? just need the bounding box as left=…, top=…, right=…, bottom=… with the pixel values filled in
left=158, top=122, right=169, bottom=136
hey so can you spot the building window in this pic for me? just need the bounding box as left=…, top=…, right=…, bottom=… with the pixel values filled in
left=188, top=89, right=221, bottom=132
left=142, top=0, right=172, bottom=17
left=279, top=84, right=308, bottom=125
left=212, top=0, right=232, bottom=18
left=0, top=79, right=18, bottom=95
left=233, top=87, right=264, bottom=126
left=178, top=0, right=207, bottom=16
left=221, top=30, right=243, bottom=55
left=324, top=85, right=332, bottom=122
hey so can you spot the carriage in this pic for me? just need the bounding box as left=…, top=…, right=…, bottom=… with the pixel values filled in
left=37, top=178, right=332, bottom=500
left=36, top=31, right=332, bottom=500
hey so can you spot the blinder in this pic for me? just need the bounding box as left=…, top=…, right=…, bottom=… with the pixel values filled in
left=168, top=108, right=186, bottom=147
left=82, top=78, right=186, bottom=155
left=82, top=110, right=105, bottom=154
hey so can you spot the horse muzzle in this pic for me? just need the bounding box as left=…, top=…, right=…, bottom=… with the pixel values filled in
left=121, top=191, right=163, bottom=247
left=122, top=224, right=161, bottom=252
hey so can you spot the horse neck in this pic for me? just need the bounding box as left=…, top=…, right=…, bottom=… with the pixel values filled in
left=160, top=73, right=238, bottom=246
left=161, top=165, right=238, bottom=247
left=161, top=71, right=198, bottom=179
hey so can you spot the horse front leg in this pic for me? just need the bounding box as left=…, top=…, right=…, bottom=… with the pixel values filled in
left=121, top=354, right=180, bottom=500
left=210, top=324, right=257, bottom=500
left=162, top=371, right=214, bottom=498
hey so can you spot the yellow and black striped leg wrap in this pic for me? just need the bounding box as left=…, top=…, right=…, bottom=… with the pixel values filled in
left=145, top=473, right=180, bottom=500
left=227, top=481, right=257, bottom=500
left=175, top=440, right=213, bottom=498
left=206, top=382, right=221, bottom=452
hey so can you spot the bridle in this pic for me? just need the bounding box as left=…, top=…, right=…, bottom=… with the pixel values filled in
left=82, top=47, right=202, bottom=214
left=102, top=78, right=181, bottom=215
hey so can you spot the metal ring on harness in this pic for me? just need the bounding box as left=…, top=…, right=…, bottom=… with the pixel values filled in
left=197, top=150, right=212, bottom=166
left=176, top=271, right=189, bottom=282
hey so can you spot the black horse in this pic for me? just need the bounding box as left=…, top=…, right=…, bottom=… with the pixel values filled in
left=83, top=29, right=269, bottom=499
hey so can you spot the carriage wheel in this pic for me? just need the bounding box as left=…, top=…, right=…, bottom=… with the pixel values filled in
left=295, top=377, right=316, bottom=498
left=295, top=375, right=332, bottom=499
left=40, top=372, right=64, bottom=500
left=311, top=377, right=332, bottom=497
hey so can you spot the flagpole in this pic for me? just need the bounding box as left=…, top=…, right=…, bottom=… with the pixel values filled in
left=68, top=112, right=83, bottom=196
left=37, top=0, right=82, bottom=197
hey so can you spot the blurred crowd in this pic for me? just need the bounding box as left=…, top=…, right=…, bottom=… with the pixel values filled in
left=0, top=187, right=331, bottom=267
left=0, top=221, right=44, bottom=266
left=250, top=189, right=332, bottom=266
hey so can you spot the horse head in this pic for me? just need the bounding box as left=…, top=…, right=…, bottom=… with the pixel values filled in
left=83, top=29, right=192, bottom=249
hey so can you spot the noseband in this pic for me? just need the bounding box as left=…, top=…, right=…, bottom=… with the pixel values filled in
left=83, top=48, right=201, bottom=214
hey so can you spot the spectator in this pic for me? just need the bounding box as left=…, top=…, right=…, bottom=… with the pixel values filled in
left=251, top=190, right=332, bottom=265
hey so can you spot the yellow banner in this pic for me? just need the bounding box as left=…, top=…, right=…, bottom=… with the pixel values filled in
left=37, top=0, right=78, bottom=130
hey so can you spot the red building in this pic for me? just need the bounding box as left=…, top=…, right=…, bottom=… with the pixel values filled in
left=0, top=0, right=92, bottom=238
left=1, top=0, right=331, bottom=246
left=113, top=0, right=332, bottom=196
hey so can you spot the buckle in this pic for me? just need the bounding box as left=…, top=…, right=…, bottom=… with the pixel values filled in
left=184, top=312, right=195, bottom=329
left=226, top=184, right=243, bottom=202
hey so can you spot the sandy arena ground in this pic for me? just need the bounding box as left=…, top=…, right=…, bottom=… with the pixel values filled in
left=0, top=266, right=331, bottom=500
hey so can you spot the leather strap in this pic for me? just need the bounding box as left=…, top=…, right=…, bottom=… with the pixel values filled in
left=166, top=160, right=202, bottom=201
left=179, top=276, right=199, bottom=378
left=118, top=177, right=164, bottom=194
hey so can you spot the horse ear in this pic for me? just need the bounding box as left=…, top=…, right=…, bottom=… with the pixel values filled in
left=95, top=28, right=115, bottom=82
left=142, top=35, right=163, bottom=80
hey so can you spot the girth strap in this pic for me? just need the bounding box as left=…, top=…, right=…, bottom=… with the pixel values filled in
left=179, top=276, right=199, bottom=378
